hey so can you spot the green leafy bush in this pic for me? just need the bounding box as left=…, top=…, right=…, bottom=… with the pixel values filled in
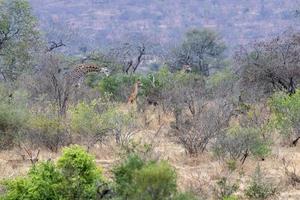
left=1, top=145, right=103, bottom=200
left=69, top=100, right=105, bottom=136
left=113, top=154, right=179, bottom=200
left=113, top=154, right=145, bottom=198
left=245, top=165, right=276, bottom=200
left=269, top=90, right=300, bottom=145
left=1, top=161, right=63, bottom=200
left=131, top=161, right=177, bottom=200
left=69, top=99, right=137, bottom=145
left=57, top=145, right=103, bottom=199
left=28, top=111, right=68, bottom=152
left=98, top=73, right=140, bottom=101
left=214, top=125, right=271, bottom=163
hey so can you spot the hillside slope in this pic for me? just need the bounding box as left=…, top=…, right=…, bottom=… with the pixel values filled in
left=29, top=0, right=300, bottom=52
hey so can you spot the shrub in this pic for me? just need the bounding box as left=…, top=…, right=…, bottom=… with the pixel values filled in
left=112, top=154, right=145, bottom=198
left=113, top=154, right=178, bottom=200
left=28, top=112, right=68, bottom=152
left=1, top=161, right=63, bottom=200
left=1, top=145, right=103, bottom=200
left=69, top=100, right=106, bottom=136
left=214, top=125, right=271, bottom=163
left=57, top=145, right=103, bottom=199
left=0, top=86, right=29, bottom=150
left=213, top=177, right=239, bottom=200
left=98, top=73, right=140, bottom=101
left=269, top=90, right=300, bottom=146
left=245, top=165, right=276, bottom=200
left=131, top=162, right=177, bottom=200
left=69, top=99, right=138, bottom=146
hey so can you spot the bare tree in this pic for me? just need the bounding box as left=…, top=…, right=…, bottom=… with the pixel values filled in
left=165, top=74, right=232, bottom=155
left=235, top=30, right=300, bottom=102
left=46, top=39, right=66, bottom=52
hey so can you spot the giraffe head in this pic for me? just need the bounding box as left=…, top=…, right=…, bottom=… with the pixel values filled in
left=136, top=79, right=142, bottom=88
left=182, top=64, right=192, bottom=72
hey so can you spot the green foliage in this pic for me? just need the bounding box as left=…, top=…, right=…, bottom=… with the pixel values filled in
left=173, top=193, right=197, bottom=200
left=113, top=154, right=178, bottom=200
left=69, top=98, right=136, bottom=145
left=113, top=154, right=145, bottom=198
left=222, top=196, right=239, bottom=200
left=245, top=165, right=276, bottom=200
left=27, top=106, right=69, bottom=152
left=57, top=145, right=103, bottom=199
left=207, top=68, right=236, bottom=89
left=69, top=100, right=106, bottom=136
left=1, top=161, right=63, bottom=200
left=0, top=0, right=41, bottom=81
left=172, top=28, right=226, bottom=75
left=0, top=85, right=29, bottom=149
left=269, top=90, right=300, bottom=138
left=214, top=125, right=271, bottom=162
left=1, top=145, right=103, bottom=200
left=131, top=162, right=177, bottom=200
left=98, top=73, right=140, bottom=101
left=226, top=160, right=237, bottom=172
left=214, top=177, right=239, bottom=200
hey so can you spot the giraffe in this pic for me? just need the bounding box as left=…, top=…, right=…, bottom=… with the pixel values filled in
left=127, top=79, right=142, bottom=104
left=65, top=63, right=110, bottom=87
left=181, top=64, right=192, bottom=73
left=60, top=63, right=110, bottom=116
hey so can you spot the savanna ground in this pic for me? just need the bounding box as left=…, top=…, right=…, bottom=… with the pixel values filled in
left=1, top=0, right=300, bottom=199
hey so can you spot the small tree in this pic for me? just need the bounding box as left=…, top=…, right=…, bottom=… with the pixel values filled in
left=214, top=104, right=271, bottom=164
left=0, top=0, right=41, bottom=81
left=57, top=145, right=103, bottom=200
left=235, top=31, right=300, bottom=102
left=0, top=84, right=29, bottom=150
left=69, top=99, right=138, bottom=147
left=245, top=165, right=276, bottom=200
left=269, top=90, right=300, bottom=146
left=214, top=125, right=270, bottom=164
left=213, top=177, right=239, bottom=200
left=28, top=110, right=69, bottom=152
left=170, top=28, right=226, bottom=75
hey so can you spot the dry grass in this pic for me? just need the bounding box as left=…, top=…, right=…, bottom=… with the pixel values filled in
left=1, top=107, right=300, bottom=199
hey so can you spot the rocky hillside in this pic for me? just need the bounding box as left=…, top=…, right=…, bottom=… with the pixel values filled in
left=28, top=0, right=300, bottom=52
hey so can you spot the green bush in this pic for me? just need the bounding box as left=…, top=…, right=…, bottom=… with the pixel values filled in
left=0, top=85, right=29, bottom=149
left=131, top=161, right=177, bottom=200
left=69, top=100, right=105, bottom=136
left=1, top=145, right=103, bottom=200
left=112, top=154, right=145, bottom=198
left=245, top=165, right=276, bottom=200
left=57, top=145, right=103, bottom=199
left=269, top=90, right=300, bottom=145
left=214, top=125, right=271, bottom=163
left=28, top=111, right=67, bottom=152
left=69, top=99, right=137, bottom=145
left=98, top=73, right=140, bottom=101
left=1, top=161, right=63, bottom=200
left=113, top=154, right=178, bottom=200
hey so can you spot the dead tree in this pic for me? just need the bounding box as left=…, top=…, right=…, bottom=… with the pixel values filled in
left=46, top=40, right=66, bottom=52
